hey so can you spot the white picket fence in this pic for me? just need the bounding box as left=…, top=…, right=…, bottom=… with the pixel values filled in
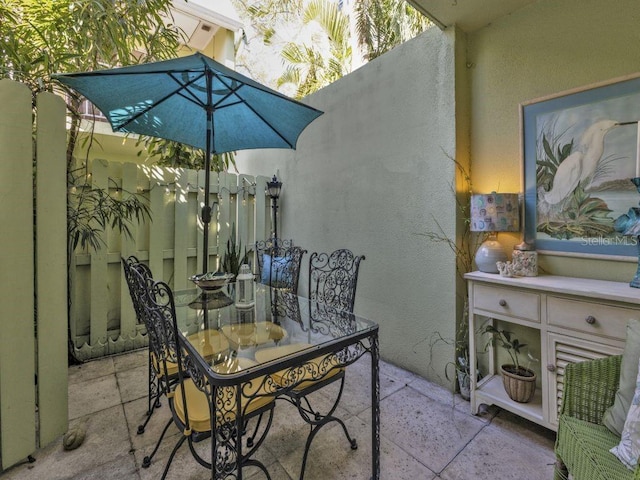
left=69, top=158, right=273, bottom=360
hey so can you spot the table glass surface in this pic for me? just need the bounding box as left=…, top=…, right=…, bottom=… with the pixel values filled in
left=172, top=283, right=377, bottom=377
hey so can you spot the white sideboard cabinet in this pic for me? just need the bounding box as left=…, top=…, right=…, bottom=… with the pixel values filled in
left=465, top=271, right=640, bottom=431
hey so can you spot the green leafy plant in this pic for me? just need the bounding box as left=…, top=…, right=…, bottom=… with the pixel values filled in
left=220, top=226, right=252, bottom=276
left=483, top=325, right=533, bottom=376
left=67, top=173, right=150, bottom=256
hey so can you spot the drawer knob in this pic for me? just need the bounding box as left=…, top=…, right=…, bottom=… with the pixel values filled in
left=585, top=315, right=596, bottom=325
left=547, top=364, right=556, bottom=373
left=499, top=299, right=507, bottom=307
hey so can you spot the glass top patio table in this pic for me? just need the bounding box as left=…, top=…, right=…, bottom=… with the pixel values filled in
left=172, top=282, right=380, bottom=479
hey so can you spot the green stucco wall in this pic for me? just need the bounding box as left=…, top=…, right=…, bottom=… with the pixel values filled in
left=467, top=0, right=640, bottom=280
left=236, top=27, right=463, bottom=385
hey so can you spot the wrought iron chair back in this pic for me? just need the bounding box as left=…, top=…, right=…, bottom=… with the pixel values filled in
left=308, top=249, right=365, bottom=317
left=255, top=238, right=293, bottom=276
left=122, top=256, right=152, bottom=325
left=261, top=245, right=307, bottom=293
left=270, top=288, right=303, bottom=325
left=121, top=256, right=172, bottom=435
left=144, top=279, right=180, bottom=385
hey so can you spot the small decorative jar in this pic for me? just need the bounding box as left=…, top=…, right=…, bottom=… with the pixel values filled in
left=235, top=264, right=255, bottom=308
left=512, top=241, right=538, bottom=277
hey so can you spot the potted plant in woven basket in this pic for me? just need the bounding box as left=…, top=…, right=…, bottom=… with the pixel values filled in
left=483, top=325, right=537, bottom=403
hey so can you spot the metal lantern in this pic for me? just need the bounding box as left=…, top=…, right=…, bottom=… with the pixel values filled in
left=266, top=174, right=282, bottom=247
left=235, top=263, right=255, bottom=308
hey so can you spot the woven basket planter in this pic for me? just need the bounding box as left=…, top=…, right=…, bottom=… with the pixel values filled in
left=500, top=365, right=536, bottom=403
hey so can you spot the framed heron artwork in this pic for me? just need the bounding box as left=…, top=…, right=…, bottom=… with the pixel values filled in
left=521, top=73, right=640, bottom=258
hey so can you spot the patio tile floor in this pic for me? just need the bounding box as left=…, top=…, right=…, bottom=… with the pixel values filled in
left=2, top=350, right=557, bottom=479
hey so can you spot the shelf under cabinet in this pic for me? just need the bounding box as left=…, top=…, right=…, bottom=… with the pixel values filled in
left=475, top=375, right=544, bottom=426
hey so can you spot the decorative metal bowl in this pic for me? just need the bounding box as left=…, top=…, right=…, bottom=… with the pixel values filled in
left=189, top=272, right=235, bottom=291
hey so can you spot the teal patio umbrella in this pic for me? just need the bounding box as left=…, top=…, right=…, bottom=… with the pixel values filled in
left=54, top=53, right=323, bottom=273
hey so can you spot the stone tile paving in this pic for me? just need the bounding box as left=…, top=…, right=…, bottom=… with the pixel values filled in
left=1, top=350, right=556, bottom=480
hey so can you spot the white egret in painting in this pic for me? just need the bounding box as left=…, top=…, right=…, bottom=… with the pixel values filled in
left=542, top=119, right=620, bottom=205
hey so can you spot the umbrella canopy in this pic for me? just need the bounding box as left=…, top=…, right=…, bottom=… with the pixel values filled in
left=54, top=52, right=323, bottom=273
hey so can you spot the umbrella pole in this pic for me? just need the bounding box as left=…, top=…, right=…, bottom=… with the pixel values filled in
left=202, top=158, right=211, bottom=274
left=202, top=70, right=214, bottom=274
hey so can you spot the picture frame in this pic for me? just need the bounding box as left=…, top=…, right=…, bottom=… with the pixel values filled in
left=521, top=74, right=640, bottom=258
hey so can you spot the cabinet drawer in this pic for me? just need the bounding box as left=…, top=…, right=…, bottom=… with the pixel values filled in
left=472, top=284, right=540, bottom=322
left=547, top=296, right=638, bottom=340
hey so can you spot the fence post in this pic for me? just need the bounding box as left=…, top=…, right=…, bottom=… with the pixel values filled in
left=35, top=91, right=68, bottom=448
left=119, top=162, right=140, bottom=344
left=0, top=79, right=36, bottom=469
left=173, top=168, right=190, bottom=289
left=148, top=165, right=169, bottom=281
left=89, top=159, right=109, bottom=356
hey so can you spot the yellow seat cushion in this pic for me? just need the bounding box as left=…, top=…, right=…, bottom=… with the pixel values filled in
left=151, top=329, right=230, bottom=378
left=221, top=322, right=287, bottom=347
left=254, top=343, right=344, bottom=391
left=173, top=358, right=275, bottom=431
left=173, top=379, right=212, bottom=433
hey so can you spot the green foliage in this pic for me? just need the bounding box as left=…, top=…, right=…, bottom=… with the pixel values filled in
left=220, top=226, right=252, bottom=276
left=234, top=0, right=430, bottom=98
left=1, top=0, right=183, bottom=255
left=135, top=137, right=236, bottom=173
left=354, top=0, right=431, bottom=61
left=483, top=325, right=527, bottom=371
left=67, top=169, right=150, bottom=255
left=1, top=0, right=181, bottom=187
left=238, top=0, right=303, bottom=42
left=277, top=0, right=351, bottom=99
left=2, top=0, right=180, bottom=254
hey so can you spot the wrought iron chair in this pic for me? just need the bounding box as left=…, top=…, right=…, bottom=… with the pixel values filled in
left=257, top=249, right=365, bottom=479
left=259, top=244, right=306, bottom=294
left=123, top=258, right=229, bottom=471
left=121, top=256, right=167, bottom=435
left=142, top=279, right=276, bottom=480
